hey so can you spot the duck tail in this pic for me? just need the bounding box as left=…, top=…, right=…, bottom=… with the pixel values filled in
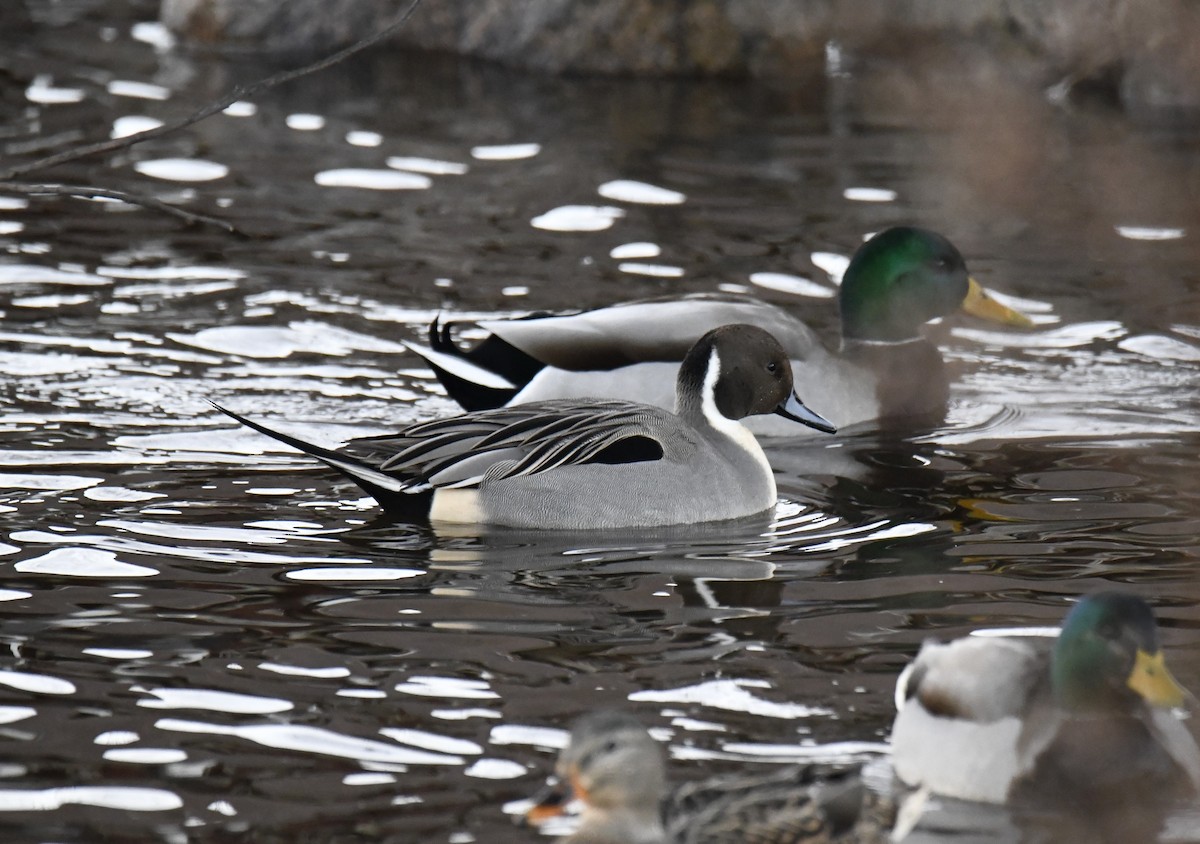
left=210, top=402, right=430, bottom=514
left=404, top=315, right=540, bottom=411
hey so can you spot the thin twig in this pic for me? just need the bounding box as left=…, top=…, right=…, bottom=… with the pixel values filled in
left=0, top=0, right=425, bottom=181
left=0, top=181, right=239, bottom=233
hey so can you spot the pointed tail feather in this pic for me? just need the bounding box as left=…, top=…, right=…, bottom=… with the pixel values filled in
left=209, top=402, right=428, bottom=513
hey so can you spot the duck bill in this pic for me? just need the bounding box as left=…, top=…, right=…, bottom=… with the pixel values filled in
left=962, top=278, right=1034, bottom=328
left=1127, top=649, right=1187, bottom=708
left=522, top=778, right=573, bottom=827
left=775, top=392, right=836, bottom=434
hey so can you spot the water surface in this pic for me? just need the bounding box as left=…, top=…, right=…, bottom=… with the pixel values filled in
left=3, top=5, right=1200, bottom=841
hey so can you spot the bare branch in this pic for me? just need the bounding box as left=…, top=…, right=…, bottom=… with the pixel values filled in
left=0, top=0, right=425, bottom=181
left=0, top=181, right=241, bottom=233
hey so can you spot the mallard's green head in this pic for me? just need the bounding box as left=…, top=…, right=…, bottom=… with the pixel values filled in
left=838, top=227, right=1032, bottom=343
left=1052, top=592, right=1187, bottom=713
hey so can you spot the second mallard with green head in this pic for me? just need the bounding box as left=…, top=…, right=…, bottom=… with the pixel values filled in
left=410, top=226, right=1033, bottom=436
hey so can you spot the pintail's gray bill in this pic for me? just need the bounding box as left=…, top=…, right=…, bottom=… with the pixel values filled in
left=775, top=393, right=836, bottom=433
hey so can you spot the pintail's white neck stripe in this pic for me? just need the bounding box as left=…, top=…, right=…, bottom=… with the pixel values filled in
left=699, top=348, right=775, bottom=496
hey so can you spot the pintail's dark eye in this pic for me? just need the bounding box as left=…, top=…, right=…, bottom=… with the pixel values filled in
left=766, top=361, right=778, bottom=374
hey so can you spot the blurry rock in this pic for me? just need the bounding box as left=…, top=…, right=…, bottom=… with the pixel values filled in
left=159, top=0, right=1007, bottom=75
left=160, top=0, right=1200, bottom=121
left=0, top=0, right=32, bottom=39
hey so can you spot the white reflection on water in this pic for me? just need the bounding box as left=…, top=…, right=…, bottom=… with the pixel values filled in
left=25, top=75, right=84, bottom=104
left=379, top=728, right=482, bottom=756
left=107, top=80, right=170, bottom=100
left=470, top=143, right=540, bottom=160
left=952, top=320, right=1126, bottom=349
left=433, top=708, right=501, bottom=721
left=100, top=264, right=246, bottom=281
left=15, top=548, right=158, bottom=578
left=11, top=528, right=369, bottom=568
left=286, top=113, right=325, bottom=131
left=395, top=676, right=500, bottom=700
left=810, top=251, right=850, bottom=283
left=102, top=747, right=188, bottom=764
left=676, top=739, right=889, bottom=763
left=0, top=786, right=182, bottom=812
left=314, top=169, right=431, bottom=190
left=133, top=158, right=229, bottom=182
left=1115, top=225, right=1185, bottom=241
left=464, top=758, right=526, bottom=779
left=0, top=265, right=108, bottom=286
left=85, top=648, right=152, bottom=659
left=155, top=718, right=465, bottom=765
left=843, top=186, right=897, bottom=202
left=84, top=487, right=166, bottom=502
left=487, top=724, right=568, bottom=749
left=0, top=590, right=30, bottom=602
left=344, top=772, right=396, bottom=785
left=94, top=730, right=139, bottom=745
left=0, top=707, right=36, bottom=724
left=346, top=130, right=382, bottom=147
left=597, top=179, right=686, bottom=205
left=1119, top=334, right=1200, bottom=362
left=136, top=687, right=293, bottom=714
left=629, top=678, right=831, bottom=719
left=617, top=262, right=683, bottom=278
left=258, top=663, right=351, bottom=679
left=12, top=293, right=91, bottom=308
left=169, top=321, right=409, bottom=358
left=0, top=473, right=101, bottom=491
left=531, top=205, right=624, bottom=232
left=97, top=518, right=334, bottom=545
left=0, top=669, right=76, bottom=695
left=387, top=156, right=469, bottom=175
left=286, top=567, right=424, bottom=581
left=610, top=242, right=661, bottom=259
left=222, top=101, right=257, bottom=117
left=111, top=116, right=164, bottom=138
left=749, top=272, right=836, bottom=299
left=131, top=21, right=175, bottom=50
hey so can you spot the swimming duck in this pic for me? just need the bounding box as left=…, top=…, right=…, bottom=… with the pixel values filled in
left=524, top=710, right=893, bottom=844
left=214, top=324, right=834, bottom=529
left=891, top=592, right=1200, bottom=836
left=411, top=227, right=1032, bottom=436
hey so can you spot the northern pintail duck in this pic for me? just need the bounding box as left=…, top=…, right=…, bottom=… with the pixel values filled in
left=892, top=592, right=1200, bottom=839
left=411, top=227, right=1032, bottom=436
left=215, top=324, right=834, bottom=529
left=524, top=710, right=893, bottom=844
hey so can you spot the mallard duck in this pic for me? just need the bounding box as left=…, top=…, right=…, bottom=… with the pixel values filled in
left=214, top=324, right=834, bottom=528
left=892, top=592, right=1200, bottom=838
left=524, top=710, right=894, bottom=844
left=411, top=227, right=1033, bottom=436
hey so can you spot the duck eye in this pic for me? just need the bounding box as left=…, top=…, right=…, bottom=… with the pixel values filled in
left=766, top=361, right=778, bottom=374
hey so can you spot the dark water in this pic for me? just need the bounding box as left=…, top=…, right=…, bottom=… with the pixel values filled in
left=3, top=4, right=1200, bottom=842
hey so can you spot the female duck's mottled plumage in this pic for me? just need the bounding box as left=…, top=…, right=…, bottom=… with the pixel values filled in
left=892, top=592, right=1200, bottom=838
left=216, top=324, right=833, bottom=529
left=411, top=227, right=1032, bottom=435
left=525, top=711, right=894, bottom=844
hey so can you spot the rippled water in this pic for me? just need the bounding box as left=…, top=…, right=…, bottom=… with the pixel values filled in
left=4, top=4, right=1200, bottom=842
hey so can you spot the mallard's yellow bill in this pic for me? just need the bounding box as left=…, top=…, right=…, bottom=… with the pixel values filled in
left=1128, top=649, right=1187, bottom=708
left=962, top=278, right=1034, bottom=328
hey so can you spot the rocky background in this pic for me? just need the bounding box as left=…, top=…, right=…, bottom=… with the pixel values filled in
left=156, top=0, right=1200, bottom=123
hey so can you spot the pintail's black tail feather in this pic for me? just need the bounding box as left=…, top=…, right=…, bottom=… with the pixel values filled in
left=210, top=401, right=432, bottom=517
left=406, top=315, right=543, bottom=411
